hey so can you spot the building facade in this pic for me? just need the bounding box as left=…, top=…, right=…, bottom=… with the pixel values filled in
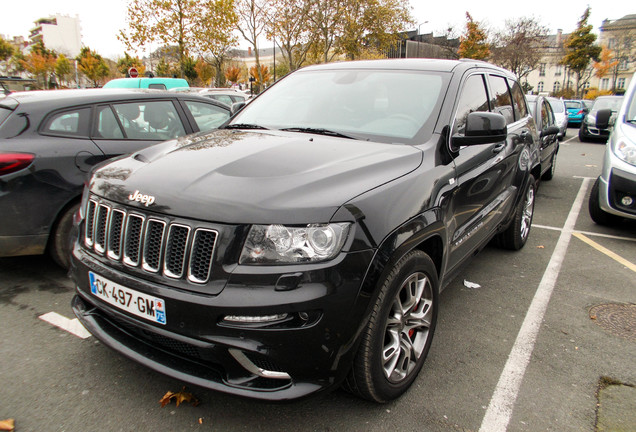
left=29, top=14, right=82, bottom=58
left=525, top=14, right=635, bottom=97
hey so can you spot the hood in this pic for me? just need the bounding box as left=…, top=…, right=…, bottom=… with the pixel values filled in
left=89, top=130, right=423, bottom=224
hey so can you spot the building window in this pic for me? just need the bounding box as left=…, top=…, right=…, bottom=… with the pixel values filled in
left=539, top=63, right=546, bottom=77
left=601, top=78, right=610, bottom=90
left=608, top=38, right=616, bottom=49
left=553, top=81, right=561, bottom=93
left=537, top=81, right=544, bottom=92
left=554, top=65, right=562, bottom=76
left=584, top=81, right=590, bottom=89
left=617, top=78, right=626, bottom=89
left=618, top=59, right=629, bottom=71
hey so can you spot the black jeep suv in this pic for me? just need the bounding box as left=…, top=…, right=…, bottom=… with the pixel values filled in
left=70, top=59, right=541, bottom=402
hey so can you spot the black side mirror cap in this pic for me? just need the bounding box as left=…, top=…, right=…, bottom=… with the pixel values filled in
left=452, top=111, right=508, bottom=147
left=595, top=108, right=612, bottom=129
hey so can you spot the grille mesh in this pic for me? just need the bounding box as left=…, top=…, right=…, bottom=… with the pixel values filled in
left=84, top=196, right=217, bottom=284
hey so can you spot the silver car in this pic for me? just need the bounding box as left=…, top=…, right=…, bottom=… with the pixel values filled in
left=589, top=73, right=636, bottom=224
left=546, top=97, right=568, bottom=140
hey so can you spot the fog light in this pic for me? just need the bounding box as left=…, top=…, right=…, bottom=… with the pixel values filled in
left=223, top=313, right=288, bottom=323
left=621, top=196, right=633, bottom=206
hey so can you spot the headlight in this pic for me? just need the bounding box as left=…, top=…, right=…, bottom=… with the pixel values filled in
left=613, top=136, right=636, bottom=166
left=585, top=114, right=596, bottom=125
left=240, top=223, right=350, bottom=264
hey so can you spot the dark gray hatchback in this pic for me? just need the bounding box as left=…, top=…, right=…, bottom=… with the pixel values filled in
left=0, top=88, right=230, bottom=267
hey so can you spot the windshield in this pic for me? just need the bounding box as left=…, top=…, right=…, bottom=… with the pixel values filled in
left=593, top=97, right=624, bottom=112
left=229, top=69, right=448, bottom=144
left=565, top=101, right=582, bottom=110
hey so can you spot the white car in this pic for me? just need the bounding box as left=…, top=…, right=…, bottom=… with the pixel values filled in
left=546, top=97, right=568, bottom=140
left=589, top=72, right=636, bottom=224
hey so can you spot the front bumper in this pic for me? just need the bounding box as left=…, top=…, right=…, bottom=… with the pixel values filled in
left=71, top=239, right=375, bottom=401
left=581, top=122, right=611, bottom=140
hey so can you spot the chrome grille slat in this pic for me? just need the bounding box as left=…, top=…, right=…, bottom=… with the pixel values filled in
left=82, top=196, right=217, bottom=285
left=142, top=219, right=166, bottom=273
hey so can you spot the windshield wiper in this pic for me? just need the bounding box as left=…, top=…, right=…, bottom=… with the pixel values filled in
left=224, top=123, right=269, bottom=130
left=280, top=127, right=355, bottom=139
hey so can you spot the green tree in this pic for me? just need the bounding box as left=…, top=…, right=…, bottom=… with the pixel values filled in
left=55, top=54, right=73, bottom=87
left=119, top=0, right=199, bottom=78
left=491, top=17, right=548, bottom=82
left=117, top=52, right=146, bottom=77
left=76, top=47, right=110, bottom=87
left=561, top=7, right=602, bottom=98
left=182, top=56, right=198, bottom=84
left=458, top=12, right=490, bottom=60
left=155, top=57, right=172, bottom=77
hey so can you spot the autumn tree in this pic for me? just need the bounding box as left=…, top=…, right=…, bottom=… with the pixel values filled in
left=309, top=0, right=344, bottom=63
left=21, top=42, right=57, bottom=88
left=236, top=0, right=268, bottom=91
left=225, top=65, right=242, bottom=84
left=606, top=29, right=635, bottom=90
left=195, top=0, right=239, bottom=87
left=458, top=12, right=490, bottom=60
left=77, top=47, right=110, bottom=87
left=561, top=7, right=602, bottom=98
left=264, top=0, right=315, bottom=72
left=249, top=64, right=271, bottom=88
left=593, top=46, right=619, bottom=84
left=0, top=37, right=14, bottom=74
left=117, top=52, right=146, bottom=77
left=119, top=0, right=199, bottom=78
left=491, top=17, right=548, bottom=82
left=337, top=0, right=413, bottom=60
left=195, top=58, right=214, bottom=86
left=55, top=54, right=73, bottom=87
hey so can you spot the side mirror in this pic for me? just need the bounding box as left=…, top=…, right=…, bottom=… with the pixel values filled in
left=231, top=101, right=246, bottom=115
left=452, top=111, right=508, bottom=147
left=595, top=109, right=612, bottom=129
left=540, top=125, right=560, bottom=137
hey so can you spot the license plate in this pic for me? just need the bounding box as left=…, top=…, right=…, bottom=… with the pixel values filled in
left=89, top=271, right=166, bottom=325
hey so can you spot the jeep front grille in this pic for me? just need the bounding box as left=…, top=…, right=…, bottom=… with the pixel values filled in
left=84, top=198, right=217, bottom=284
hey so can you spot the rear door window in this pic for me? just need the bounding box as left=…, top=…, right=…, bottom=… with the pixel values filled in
left=183, top=101, right=230, bottom=132
left=487, top=75, right=515, bottom=124
left=113, top=101, right=185, bottom=140
left=41, top=107, right=92, bottom=137
left=508, top=78, right=528, bottom=120
left=94, top=106, right=124, bottom=139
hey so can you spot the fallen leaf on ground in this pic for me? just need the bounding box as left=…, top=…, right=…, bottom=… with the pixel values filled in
left=537, top=245, right=545, bottom=249
left=159, top=387, right=199, bottom=408
left=199, top=418, right=204, bottom=424
left=590, top=315, right=597, bottom=320
left=0, top=419, right=15, bottom=431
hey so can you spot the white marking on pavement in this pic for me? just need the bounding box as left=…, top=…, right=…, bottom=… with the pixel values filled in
left=533, top=224, right=636, bottom=242
left=479, top=177, right=592, bottom=432
left=39, top=312, right=92, bottom=339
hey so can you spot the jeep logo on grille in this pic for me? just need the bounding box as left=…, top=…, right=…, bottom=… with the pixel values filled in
left=128, top=190, right=155, bottom=207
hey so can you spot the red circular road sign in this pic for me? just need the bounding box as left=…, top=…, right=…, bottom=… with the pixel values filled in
left=128, top=67, right=139, bottom=78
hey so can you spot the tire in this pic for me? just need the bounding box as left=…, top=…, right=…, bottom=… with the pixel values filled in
left=578, top=128, right=589, bottom=142
left=588, top=177, right=621, bottom=226
left=496, top=176, right=536, bottom=250
left=48, top=203, right=80, bottom=270
left=541, top=151, right=557, bottom=181
left=344, top=250, right=438, bottom=402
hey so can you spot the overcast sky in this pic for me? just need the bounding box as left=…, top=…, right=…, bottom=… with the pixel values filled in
left=1, top=0, right=634, bottom=60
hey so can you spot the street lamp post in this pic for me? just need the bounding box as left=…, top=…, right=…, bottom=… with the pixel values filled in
left=418, top=21, right=429, bottom=37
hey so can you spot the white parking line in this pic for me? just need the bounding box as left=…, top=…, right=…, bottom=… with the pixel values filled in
left=39, top=312, right=92, bottom=339
left=533, top=224, right=636, bottom=242
left=479, top=177, right=592, bottom=432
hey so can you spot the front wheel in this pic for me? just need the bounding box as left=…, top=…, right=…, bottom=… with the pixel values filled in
left=344, top=250, right=438, bottom=402
left=496, top=176, right=536, bottom=250
left=589, top=177, right=621, bottom=225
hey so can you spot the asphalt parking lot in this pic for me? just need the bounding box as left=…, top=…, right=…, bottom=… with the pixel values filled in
left=1, top=130, right=634, bottom=432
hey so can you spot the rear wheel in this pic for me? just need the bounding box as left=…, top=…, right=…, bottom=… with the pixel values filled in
left=344, top=250, right=438, bottom=402
left=589, top=177, right=621, bottom=226
left=496, top=176, right=535, bottom=250
left=48, top=203, right=79, bottom=269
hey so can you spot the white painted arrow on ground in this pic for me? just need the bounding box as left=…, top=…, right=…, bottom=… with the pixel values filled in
left=39, top=312, right=92, bottom=339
